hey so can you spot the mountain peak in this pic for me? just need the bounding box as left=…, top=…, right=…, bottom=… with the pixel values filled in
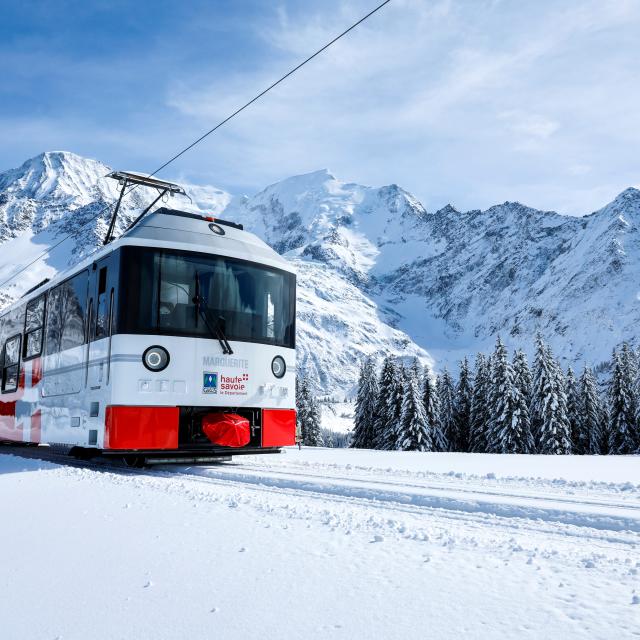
left=308, top=168, right=336, bottom=181
left=610, top=186, right=640, bottom=205
left=18, top=150, right=108, bottom=175
left=32, top=149, right=86, bottom=162
left=591, top=186, right=640, bottom=221
left=273, top=168, right=337, bottom=190
left=0, top=150, right=110, bottom=204
left=435, top=204, right=459, bottom=216
left=617, top=186, right=640, bottom=196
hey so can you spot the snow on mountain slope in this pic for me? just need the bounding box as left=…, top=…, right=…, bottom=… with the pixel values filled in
left=379, top=189, right=640, bottom=366
left=225, top=169, right=431, bottom=285
left=227, top=170, right=640, bottom=372
left=295, top=259, right=432, bottom=392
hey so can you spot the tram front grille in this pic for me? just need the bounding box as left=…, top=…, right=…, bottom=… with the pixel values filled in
left=178, top=406, right=262, bottom=448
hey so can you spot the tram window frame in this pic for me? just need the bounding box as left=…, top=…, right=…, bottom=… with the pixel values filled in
left=117, top=246, right=296, bottom=349
left=44, top=270, right=89, bottom=356
left=2, top=333, right=22, bottom=393
left=23, top=294, right=46, bottom=361
left=94, top=266, right=110, bottom=341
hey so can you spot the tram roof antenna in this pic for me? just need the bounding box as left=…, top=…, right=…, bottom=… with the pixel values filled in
left=103, top=171, right=188, bottom=245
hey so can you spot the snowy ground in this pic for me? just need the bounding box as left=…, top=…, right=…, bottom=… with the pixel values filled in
left=1, top=449, right=639, bottom=640
left=320, top=400, right=354, bottom=433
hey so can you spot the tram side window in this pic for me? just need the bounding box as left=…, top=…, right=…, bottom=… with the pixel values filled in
left=2, top=334, right=21, bottom=393
left=45, top=271, right=88, bottom=355
left=23, top=295, right=45, bottom=359
left=94, top=267, right=110, bottom=340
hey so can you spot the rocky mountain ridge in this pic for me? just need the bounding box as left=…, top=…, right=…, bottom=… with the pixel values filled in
left=227, top=169, right=640, bottom=373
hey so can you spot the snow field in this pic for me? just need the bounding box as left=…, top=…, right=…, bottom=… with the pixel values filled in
left=0, top=449, right=639, bottom=639
left=278, top=448, right=640, bottom=484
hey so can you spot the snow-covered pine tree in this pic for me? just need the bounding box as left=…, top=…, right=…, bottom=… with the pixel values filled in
left=299, top=375, right=323, bottom=446
left=387, top=361, right=405, bottom=450
left=627, top=342, right=639, bottom=387
left=437, top=368, right=456, bottom=451
left=531, top=335, right=572, bottom=454
left=351, top=356, right=379, bottom=449
left=565, top=366, right=581, bottom=454
left=512, top=349, right=532, bottom=409
left=486, top=340, right=504, bottom=453
left=307, top=385, right=323, bottom=447
left=295, top=373, right=308, bottom=444
left=373, top=356, right=399, bottom=450
left=608, top=344, right=638, bottom=454
left=598, top=373, right=611, bottom=453
left=634, top=363, right=640, bottom=451
left=453, top=357, right=473, bottom=452
left=295, top=375, right=321, bottom=446
left=544, top=345, right=572, bottom=455
left=323, top=428, right=335, bottom=448
left=578, top=365, right=604, bottom=454
left=531, top=335, right=549, bottom=448
left=423, top=365, right=447, bottom=451
left=486, top=337, right=533, bottom=453
left=469, top=353, right=490, bottom=453
left=397, top=363, right=432, bottom=451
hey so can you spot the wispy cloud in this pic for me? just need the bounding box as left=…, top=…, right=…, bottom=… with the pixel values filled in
left=2, top=0, right=640, bottom=215
left=162, top=0, right=640, bottom=214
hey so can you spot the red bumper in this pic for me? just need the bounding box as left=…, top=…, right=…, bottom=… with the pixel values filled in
left=103, top=406, right=297, bottom=450
left=262, top=409, right=297, bottom=447
left=105, top=406, right=179, bottom=450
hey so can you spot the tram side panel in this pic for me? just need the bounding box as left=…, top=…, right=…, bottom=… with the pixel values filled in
left=0, top=357, right=43, bottom=444
left=0, top=281, right=114, bottom=449
left=38, top=267, right=102, bottom=448
left=0, top=301, right=33, bottom=443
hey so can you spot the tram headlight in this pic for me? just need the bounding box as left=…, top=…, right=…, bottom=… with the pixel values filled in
left=142, top=345, right=170, bottom=372
left=271, top=355, right=286, bottom=379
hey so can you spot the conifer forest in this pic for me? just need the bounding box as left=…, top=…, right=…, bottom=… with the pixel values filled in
left=297, top=336, right=640, bottom=454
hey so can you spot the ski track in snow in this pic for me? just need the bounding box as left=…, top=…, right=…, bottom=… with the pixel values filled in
left=1, top=449, right=640, bottom=639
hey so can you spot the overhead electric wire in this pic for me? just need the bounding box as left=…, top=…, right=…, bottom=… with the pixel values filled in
left=0, top=0, right=393, bottom=293
left=148, top=0, right=393, bottom=177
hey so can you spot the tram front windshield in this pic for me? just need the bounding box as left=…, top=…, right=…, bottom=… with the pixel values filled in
left=119, top=247, right=295, bottom=348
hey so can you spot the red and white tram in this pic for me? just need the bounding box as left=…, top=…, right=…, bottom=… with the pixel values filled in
left=0, top=172, right=297, bottom=464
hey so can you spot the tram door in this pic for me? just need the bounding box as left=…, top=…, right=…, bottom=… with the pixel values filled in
left=87, top=256, right=117, bottom=391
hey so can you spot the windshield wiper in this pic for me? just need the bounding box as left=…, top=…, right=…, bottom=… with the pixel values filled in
left=213, top=314, right=233, bottom=355
left=193, top=274, right=234, bottom=355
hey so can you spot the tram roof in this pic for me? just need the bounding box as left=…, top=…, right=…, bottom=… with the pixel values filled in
left=123, top=207, right=293, bottom=272
left=10, top=207, right=295, bottom=308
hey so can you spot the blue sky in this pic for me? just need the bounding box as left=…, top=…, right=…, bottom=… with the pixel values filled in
left=1, top=0, right=639, bottom=215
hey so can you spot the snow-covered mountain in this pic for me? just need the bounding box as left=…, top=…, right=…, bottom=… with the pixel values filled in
left=1, top=151, right=638, bottom=393
left=227, top=170, right=640, bottom=374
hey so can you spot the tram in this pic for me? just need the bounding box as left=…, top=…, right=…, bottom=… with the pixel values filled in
left=0, top=172, right=297, bottom=464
